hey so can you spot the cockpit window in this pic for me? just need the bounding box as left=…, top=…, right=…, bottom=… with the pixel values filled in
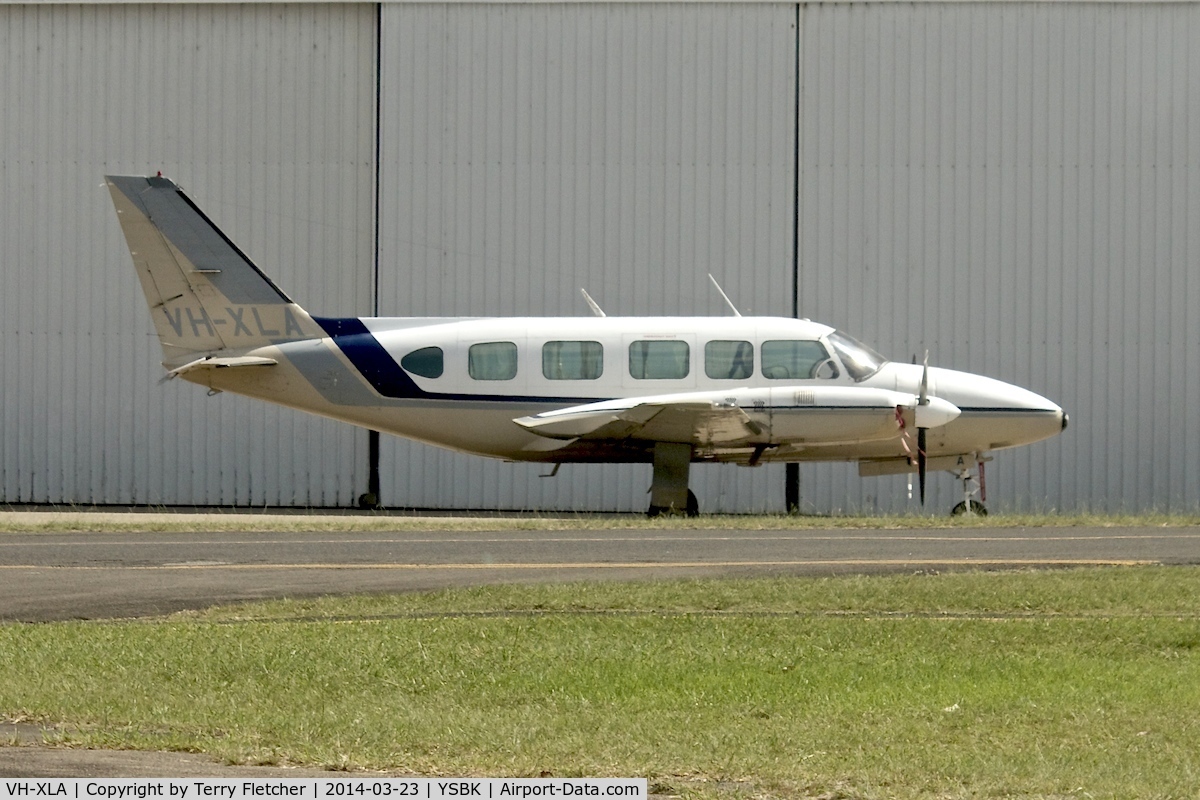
left=400, top=346, right=444, bottom=379
left=761, top=340, right=831, bottom=380
left=827, top=330, right=887, bottom=381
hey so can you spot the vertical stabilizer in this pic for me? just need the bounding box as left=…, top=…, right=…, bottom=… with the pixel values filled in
left=106, top=175, right=322, bottom=365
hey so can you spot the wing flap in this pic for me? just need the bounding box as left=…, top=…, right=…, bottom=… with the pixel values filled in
left=515, top=397, right=763, bottom=447
left=514, top=402, right=682, bottom=441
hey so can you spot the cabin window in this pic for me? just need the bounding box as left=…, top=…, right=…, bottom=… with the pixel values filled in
left=761, top=340, right=830, bottom=380
left=468, top=341, right=518, bottom=381
left=542, top=340, right=603, bottom=380
left=400, top=346, right=444, bottom=379
left=705, top=340, right=754, bottom=380
left=629, top=340, right=690, bottom=380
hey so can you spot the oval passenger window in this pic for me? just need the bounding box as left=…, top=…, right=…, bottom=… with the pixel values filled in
left=400, top=346, right=444, bottom=379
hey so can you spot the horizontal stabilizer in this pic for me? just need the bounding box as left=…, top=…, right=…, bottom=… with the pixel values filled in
left=166, top=355, right=278, bottom=379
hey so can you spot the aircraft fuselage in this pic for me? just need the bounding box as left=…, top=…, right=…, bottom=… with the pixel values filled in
left=188, top=315, right=1065, bottom=466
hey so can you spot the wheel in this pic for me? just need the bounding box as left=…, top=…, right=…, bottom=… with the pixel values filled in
left=357, top=492, right=379, bottom=510
left=647, top=490, right=700, bottom=518
left=950, top=500, right=987, bottom=516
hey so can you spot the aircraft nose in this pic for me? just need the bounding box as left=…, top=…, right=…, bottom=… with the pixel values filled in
left=927, top=367, right=1066, bottom=448
left=929, top=367, right=1061, bottom=413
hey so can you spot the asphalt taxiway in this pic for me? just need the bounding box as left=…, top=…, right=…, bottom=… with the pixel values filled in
left=2, top=521, right=1196, bottom=622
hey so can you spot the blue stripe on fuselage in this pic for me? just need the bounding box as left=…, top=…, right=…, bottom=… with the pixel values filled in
left=313, top=316, right=608, bottom=405
left=314, top=317, right=425, bottom=399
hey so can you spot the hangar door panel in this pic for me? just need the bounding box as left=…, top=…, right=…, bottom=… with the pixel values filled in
left=377, top=3, right=797, bottom=511
left=796, top=3, right=1200, bottom=512
left=0, top=4, right=377, bottom=505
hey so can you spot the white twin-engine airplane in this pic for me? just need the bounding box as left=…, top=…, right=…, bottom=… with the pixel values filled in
left=107, top=175, right=1067, bottom=516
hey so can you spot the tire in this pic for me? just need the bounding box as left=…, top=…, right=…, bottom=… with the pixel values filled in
left=647, top=490, right=700, bottom=518
left=951, top=500, right=987, bottom=516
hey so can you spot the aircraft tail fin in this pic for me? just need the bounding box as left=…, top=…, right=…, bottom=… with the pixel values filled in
left=106, top=175, right=323, bottom=365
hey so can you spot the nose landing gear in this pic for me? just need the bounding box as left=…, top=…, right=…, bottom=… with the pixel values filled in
left=950, top=459, right=988, bottom=516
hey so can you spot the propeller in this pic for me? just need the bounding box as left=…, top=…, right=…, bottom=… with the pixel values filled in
left=902, top=351, right=961, bottom=506
left=917, top=351, right=929, bottom=505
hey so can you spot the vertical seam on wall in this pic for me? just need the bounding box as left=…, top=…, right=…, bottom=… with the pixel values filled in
left=787, top=2, right=804, bottom=513
left=369, top=1, right=384, bottom=505
left=792, top=1, right=802, bottom=319
left=374, top=2, right=383, bottom=318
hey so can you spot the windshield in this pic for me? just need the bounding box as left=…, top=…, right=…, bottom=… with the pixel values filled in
left=827, top=330, right=887, bottom=381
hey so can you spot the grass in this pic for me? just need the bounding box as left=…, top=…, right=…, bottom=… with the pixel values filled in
left=2, top=568, right=1200, bottom=797
left=2, top=509, right=1200, bottom=534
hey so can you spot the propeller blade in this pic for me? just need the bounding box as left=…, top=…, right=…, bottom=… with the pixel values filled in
left=917, top=350, right=930, bottom=505
left=918, top=426, right=928, bottom=505
left=919, top=350, right=929, bottom=406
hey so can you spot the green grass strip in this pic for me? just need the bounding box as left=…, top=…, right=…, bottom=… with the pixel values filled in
left=2, top=567, right=1200, bottom=798
left=3, top=510, right=1200, bottom=534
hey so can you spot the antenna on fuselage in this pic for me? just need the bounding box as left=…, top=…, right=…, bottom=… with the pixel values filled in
left=580, top=288, right=606, bottom=317
left=708, top=274, right=742, bottom=316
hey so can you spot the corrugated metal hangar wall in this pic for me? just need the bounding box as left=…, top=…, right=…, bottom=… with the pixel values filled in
left=1, top=4, right=377, bottom=507
left=798, top=2, right=1200, bottom=512
left=377, top=3, right=797, bottom=512
left=2, top=1, right=1198, bottom=513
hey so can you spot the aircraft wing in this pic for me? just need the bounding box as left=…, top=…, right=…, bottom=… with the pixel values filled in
left=515, top=398, right=759, bottom=445
left=513, top=386, right=954, bottom=450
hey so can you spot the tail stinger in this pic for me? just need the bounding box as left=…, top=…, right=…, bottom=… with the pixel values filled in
left=106, top=175, right=324, bottom=367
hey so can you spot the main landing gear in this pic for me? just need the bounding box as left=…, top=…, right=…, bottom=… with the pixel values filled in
left=647, top=441, right=700, bottom=517
left=641, top=444, right=990, bottom=517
